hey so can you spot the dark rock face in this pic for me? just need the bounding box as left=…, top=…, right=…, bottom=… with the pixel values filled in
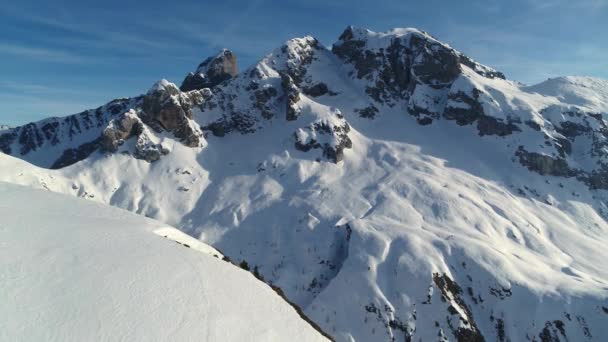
left=460, top=55, right=505, bottom=80
left=280, top=37, right=321, bottom=85
left=332, top=25, right=511, bottom=136
left=432, top=273, right=485, bottom=342
left=538, top=321, right=569, bottom=342
left=408, top=34, right=462, bottom=87
left=294, top=111, right=353, bottom=163
left=281, top=73, right=301, bottom=121
left=333, top=26, right=503, bottom=108
left=97, top=81, right=204, bottom=162
left=202, top=114, right=258, bottom=137
left=443, top=86, right=520, bottom=136
left=516, top=147, right=578, bottom=177
left=141, top=81, right=204, bottom=148
left=0, top=130, right=17, bottom=155
left=101, top=110, right=144, bottom=152
left=303, top=82, right=336, bottom=97
left=355, top=105, right=379, bottom=119
left=0, top=98, right=132, bottom=167
left=444, top=90, right=484, bottom=125
left=586, top=170, right=608, bottom=190
left=180, top=73, right=208, bottom=93
left=51, top=138, right=102, bottom=169
left=333, top=30, right=378, bottom=80
left=18, top=123, right=45, bottom=155
left=476, top=116, right=520, bottom=137
left=253, top=85, right=279, bottom=119
left=196, top=37, right=325, bottom=141
left=513, top=106, right=608, bottom=190
left=0, top=80, right=205, bottom=167
left=133, top=135, right=170, bottom=162
left=516, top=145, right=608, bottom=191
left=180, top=49, right=238, bottom=92
left=99, top=110, right=168, bottom=163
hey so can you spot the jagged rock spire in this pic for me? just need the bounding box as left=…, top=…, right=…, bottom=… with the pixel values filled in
left=180, top=49, right=238, bottom=92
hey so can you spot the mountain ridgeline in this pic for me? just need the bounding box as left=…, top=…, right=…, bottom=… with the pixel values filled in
left=2, top=26, right=608, bottom=190
left=2, top=26, right=608, bottom=341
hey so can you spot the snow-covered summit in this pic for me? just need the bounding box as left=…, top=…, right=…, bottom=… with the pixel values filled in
left=2, top=26, right=608, bottom=341
left=147, top=78, right=176, bottom=94
left=524, top=76, right=608, bottom=113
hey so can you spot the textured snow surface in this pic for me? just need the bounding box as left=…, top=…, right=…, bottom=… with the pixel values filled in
left=524, top=76, right=608, bottom=113
left=0, top=180, right=328, bottom=342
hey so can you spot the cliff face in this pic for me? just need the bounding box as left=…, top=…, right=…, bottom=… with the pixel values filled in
left=0, top=80, right=207, bottom=168
left=180, top=49, right=238, bottom=92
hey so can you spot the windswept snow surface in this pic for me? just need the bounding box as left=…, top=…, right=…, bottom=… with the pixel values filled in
left=523, top=76, right=608, bottom=113
left=0, top=180, right=328, bottom=342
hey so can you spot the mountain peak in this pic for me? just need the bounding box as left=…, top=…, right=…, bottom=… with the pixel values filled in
left=524, top=76, right=608, bottom=112
left=338, top=25, right=428, bottom=42
left=147, top=79, right=179, bottom=95
left=180, top=49, right=238, bottom=92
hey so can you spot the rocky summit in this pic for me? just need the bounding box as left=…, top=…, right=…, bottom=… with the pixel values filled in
left=180, top=49, right=238, bottom=92
left=2, top=26, right=608, bottom=342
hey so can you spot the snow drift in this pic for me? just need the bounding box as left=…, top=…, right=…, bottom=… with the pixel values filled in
left=0, top=179, right=328, bottom=342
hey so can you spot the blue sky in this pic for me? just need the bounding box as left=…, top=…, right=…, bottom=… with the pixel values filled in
left=0, top=0, right=606, bottom=126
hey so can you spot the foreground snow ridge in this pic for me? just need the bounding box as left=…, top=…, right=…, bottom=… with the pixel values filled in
left=0, top=182, right=328, bottom=342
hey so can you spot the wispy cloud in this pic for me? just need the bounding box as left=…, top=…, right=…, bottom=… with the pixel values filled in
left=0, top=92, right=102, bottom=124
left=0, top=81, right=102, bottom=96
left=524, top=0, right=606, bottom=10
left=0, top=4, right=195, bottom=56
left=0, top=43, right=86, bottom=63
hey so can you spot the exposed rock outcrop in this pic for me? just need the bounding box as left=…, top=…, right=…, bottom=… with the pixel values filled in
left=180, top=49, right=238, bottom=92
left=51, top=139, right=102, bottom=169
left=333, top=26, right=504, bottom=112
left=333, top=26, right=513, bottom=134
left=100, top=110, right=168, bottom=162
left=294, top=109, right=352, bottom=163
left=445, top=88, right=521, bottom=136
left=141, top=80, right=204, bottom=148
left=302, top=82, right=336, bottom=97
left=281, top=73, right=301, bottom=121
left=98, top=80, right=204, bottom=162
left=0, top=98, right=132, bottom=167
left=101, top=109, right=144, bottom=152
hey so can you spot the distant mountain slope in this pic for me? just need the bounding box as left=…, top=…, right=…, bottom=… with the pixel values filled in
left=523, top=76, right=608, bottom=113
left=0, top=179, right=328, bottom=342
left=2, top=26, right=608, bottom=341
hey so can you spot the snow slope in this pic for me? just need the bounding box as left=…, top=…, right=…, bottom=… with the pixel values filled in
left=0, top=179, right=328, bottom=342
left=523, top=76, right=608, bottom=113
left=2, top=26, right=608, bottom=341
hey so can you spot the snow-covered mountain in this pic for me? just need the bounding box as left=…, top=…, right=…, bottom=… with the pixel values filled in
left=0, top=178, right=329, bottom=342
left=2, top=26, right=608, bottom=341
